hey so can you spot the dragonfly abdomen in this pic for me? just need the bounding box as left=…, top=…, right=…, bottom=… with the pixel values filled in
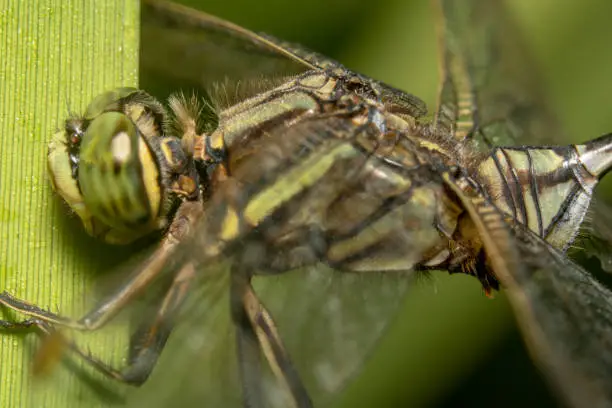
left=474, top=143, right=605, bottom=250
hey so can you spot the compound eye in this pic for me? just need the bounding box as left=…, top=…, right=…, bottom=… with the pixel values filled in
left=77, top=112, right=163, bottom=238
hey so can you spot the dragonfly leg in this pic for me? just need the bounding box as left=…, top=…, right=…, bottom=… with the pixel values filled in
left=0, top=261, right=197, bottom=386
left=0, top=200, right=203, bottom=331
left=0, top=317, right=132, bottom=381
left=0, top=317, right=44, bottom=330
left=0, top=249, right=170, bottom=330
left=68, top=261, right=196, bottom=385
left=0, top=201, right=205, bottom=383
left=0, top=245, right=168, bottom=331
left=231, top=266, right=313, bottom=408
left=119, top=261, right=197, bottom=384
left=0, top=315, right=116, bottom=377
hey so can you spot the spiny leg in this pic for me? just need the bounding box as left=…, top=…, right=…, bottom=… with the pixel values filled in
left=0, top=201, right=204, bottom=384
left=0, top=261, right=197, bottom=386
left=0, top=316, right=92, bottom=376
left=0, top=201, right=202, bottom=332
left=0, top=318, right=46, bottom=331
left=120, top=262, right=197, bottom=384
left=70, top=261, right=197, bottom=385
left=231, top=265, right=312, bottom=408
left=0, top=245, right=170, bottom=330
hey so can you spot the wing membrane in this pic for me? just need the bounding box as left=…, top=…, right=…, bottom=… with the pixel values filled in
left=140, top=0, right=348, bottom=99
left=435, top=0, right=612, bottom=270
left=125, top=260, right=242, bottom=408
left=501, top=223, right=612, bottom=407
left=437, top=1, right=612, bottom=402
left=435, top=0, right=565, bottom=148
left=582, top=200, right=612, bottom=273
left=124, top=263, right=411, bottom=408
left=254, top=267, right=411, bottom=407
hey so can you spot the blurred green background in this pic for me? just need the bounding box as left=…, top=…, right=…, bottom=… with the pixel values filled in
left=1, top=1, right=612, bottom=407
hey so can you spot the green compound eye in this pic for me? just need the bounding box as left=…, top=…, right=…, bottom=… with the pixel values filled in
left=78, top=111, right=165, bottom=243
left=48, top=88, right=182, bottom=244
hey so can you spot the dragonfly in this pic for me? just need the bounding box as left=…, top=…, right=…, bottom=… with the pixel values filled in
left=1, top=1, right=612, bottom=407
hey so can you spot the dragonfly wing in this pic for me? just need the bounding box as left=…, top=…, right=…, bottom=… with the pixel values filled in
left=121, top=259, right=412, bottom=408
left=123, top=259, right=243, bottom=408
left=140, top=0, right=346, bottom=98
left=434, top=0, right=565, bottom=149
left=140, top=0, right=428, bottom=119
left=501, top=222, right=612, bottom=407
left=253, top=266, right=411, bottom=407
left=582, top=200, right=612, bottom=273
left=435, top=0, right=612, bottom=271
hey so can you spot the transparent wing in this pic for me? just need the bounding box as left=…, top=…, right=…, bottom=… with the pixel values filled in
left=500, top=222, right=612, bottom=407
left=583, top=200, right=612, bottom=273
left=140, top=0, right=431, bottom=121
left=435, top=0, right=612, bottom=270
left=124, top=262, right=411, bottom=408
left=435, top=0, right=565, bottom=148
left=123, top=260, right=241, bottom=408
left=254, top=268, right=411, bottom=407
left=140, top=0, right=345, bottom=99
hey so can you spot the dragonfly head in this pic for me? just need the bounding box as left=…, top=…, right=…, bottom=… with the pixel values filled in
left=47, top=88, right=188, bottom=244
left=476, top=133, right=612, bottom=251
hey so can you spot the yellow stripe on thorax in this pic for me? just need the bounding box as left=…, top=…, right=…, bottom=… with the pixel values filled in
left=243, top=142, right=357, bottom=227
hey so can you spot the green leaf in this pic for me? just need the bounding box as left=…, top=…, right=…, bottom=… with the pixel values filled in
left=0, top=2, right=138, bottom=407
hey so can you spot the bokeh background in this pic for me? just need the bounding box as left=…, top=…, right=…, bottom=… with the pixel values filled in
left=1, top=1, right=612, bottom=407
